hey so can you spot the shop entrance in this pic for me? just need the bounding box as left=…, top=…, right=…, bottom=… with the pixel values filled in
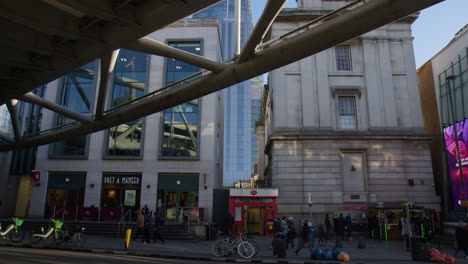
left=157, top=173, right=199, bottom=224
left=245, top=207, right=265, bottom=234
left=45, top=172, right=86, bottom=219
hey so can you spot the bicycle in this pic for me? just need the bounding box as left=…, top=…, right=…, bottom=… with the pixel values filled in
left=211, top=233, right=255, bottom=259
left=0, top=217, right=25, bottom=242
left=63, top=223, right=86, bottom=247
left=240, top=232, right=259, bottom=257
left=30, top=219, right=66, bottom=246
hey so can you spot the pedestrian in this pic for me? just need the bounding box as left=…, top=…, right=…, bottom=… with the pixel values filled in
left=286, top=217, right=296, bottom=249
left=345, top=213, right=352, bottom=239
left=280, top=216, right=289, bottom=234
left=455, top=221, right=468, bottom=260
left=133, top=210, right=144, bottom=241
left=325, top=214, right=332, bottom=239
left=295, top=221, right=311, bottom=255
left=337, top=213, right=346, bottom=240
left=153, top=208, right=165, bottom=244
left=222, top=212, right=234, bottom=236
left=368, top=213, right=378, bottom=239
left=333, top=215, right=339, bottom=238
left=141, top=204, right=150, bottom=216
left=143, top=210, right=152, bottom=243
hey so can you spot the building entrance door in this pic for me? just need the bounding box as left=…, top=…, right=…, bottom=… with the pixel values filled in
left=163, top=191, right=189, bottom=224
left=45, top=188, right=82, bottom=218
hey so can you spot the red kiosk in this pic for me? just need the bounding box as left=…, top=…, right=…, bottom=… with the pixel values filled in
left=229, top=188, right=278, bottom=236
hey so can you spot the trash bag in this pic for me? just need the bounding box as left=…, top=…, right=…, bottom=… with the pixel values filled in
left=429, top=255, right=446, bottom=263
left=311, top=249, right=323, bottom=260
left=322, top=249, right=333, bottom=260
left=428, top=248, right=440, bottom=258
left=332, top=247, right=343, bottom=259
left=337, top=252, right=350, bottom=262
left=440, top=254, right=455, bottom=264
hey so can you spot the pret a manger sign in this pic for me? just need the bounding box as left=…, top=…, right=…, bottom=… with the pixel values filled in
left=103, top=176, right=140, bottom=185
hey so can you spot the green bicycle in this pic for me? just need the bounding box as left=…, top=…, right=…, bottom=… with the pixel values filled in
left=30, top=219, right=66, bottom=246
left=0, top=217, right=25, bottom=242
left=211, top=233, right=255, bottom=259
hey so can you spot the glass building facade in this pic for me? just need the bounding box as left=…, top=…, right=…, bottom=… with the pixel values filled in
left=193, top=0, right=259, bottom=186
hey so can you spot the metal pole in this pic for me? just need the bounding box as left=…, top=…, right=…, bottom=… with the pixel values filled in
left=446, top=75, right=468, bottom=218
left=234, top=0, right=241, bottom=55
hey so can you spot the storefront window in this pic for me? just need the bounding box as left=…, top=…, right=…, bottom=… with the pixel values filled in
left=100, top=173, right=141, bottom=211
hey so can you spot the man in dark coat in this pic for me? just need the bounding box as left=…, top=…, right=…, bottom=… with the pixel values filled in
left=455, top=222, right=468, bottom=260
left=336, top=213, right=346, bottom=240
left=325, top=214, right=332, bottom=239
left=222, top=212, right=234, bottom=236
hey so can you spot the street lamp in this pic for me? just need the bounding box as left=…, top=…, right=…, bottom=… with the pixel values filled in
left=446, top=75, right=468, bottom=218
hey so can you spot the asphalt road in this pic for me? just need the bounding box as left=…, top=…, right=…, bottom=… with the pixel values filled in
left=0, top=247, right=245, bottom=264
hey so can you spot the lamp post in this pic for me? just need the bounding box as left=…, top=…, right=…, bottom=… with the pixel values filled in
left=446, top=75, right=468, bottom=218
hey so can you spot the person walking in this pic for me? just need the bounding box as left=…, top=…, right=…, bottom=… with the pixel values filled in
left=455, top=221, right=468, bottom=260
left=295, top=221, right=311, bottom=255
left=337, top=214, right=346, bottom=241
left=368, top=213, right=378, bottom=239
left=133, top=210, right=145, bottom=241
left=325, top=214, right=332, bottom=239
left=152, top=208, right=165, bottom=244
left=286, top=217, right=296, bottom=249
left=143, top=211, right=152, bottom=244
left=222, top=212, right=234, bottom=236
left=345, top=213, right=353, bottom=240
left=141, top=204, right=150, bottom=216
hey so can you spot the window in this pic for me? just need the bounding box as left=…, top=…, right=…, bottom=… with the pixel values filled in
left=161, top=41, right=201, bottom=157
left=335, top=45, right=352, bottom=71
left=106, top=49, right=148, bottom=157
left=50, top=61, right=97, bottom=156
left=337, top=96, right=357, bottom=129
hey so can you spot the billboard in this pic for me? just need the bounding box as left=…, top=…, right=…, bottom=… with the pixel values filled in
left=443, top=120, right=468, bottom=209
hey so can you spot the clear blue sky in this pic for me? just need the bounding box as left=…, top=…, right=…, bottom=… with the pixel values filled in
left=252, top=0, right=467, bottom=68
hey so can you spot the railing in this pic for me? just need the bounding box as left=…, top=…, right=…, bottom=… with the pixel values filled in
left=175, top=208, right=213, bottom=240
left=117, top=209, right=132, bottom=240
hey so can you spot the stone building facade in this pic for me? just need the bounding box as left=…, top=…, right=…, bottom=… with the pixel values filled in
left=257, top=0, right=440, bottom=223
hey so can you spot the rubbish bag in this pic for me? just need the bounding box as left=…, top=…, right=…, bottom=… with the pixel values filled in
left=337, top=252, right=350, bottom=262
left=322, top=249, right=333, bottom=260
left=332, top=247, right=343, bottom=259
left=311, top=249, right=323, bottom=260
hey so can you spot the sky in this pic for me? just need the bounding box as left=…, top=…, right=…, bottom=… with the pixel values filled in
left=252, top=0, right=467, bottom=68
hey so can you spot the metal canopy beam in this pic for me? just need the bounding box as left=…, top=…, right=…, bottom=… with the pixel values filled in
left=95, top=50, right=119, bottom=119
left=0, top=0, right=443, bottom=151
left=6, top=100, right=21, bottom=142
left=18, top=93, right=93, bottom=124
left=126, top=37, right=226, bottom=73
left=237, top=0, right=287, bottom=63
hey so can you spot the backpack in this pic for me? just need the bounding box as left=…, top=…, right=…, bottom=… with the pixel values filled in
left=280, top=221, right=288, bottom=233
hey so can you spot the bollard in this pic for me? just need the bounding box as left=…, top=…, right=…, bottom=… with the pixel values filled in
left=124, top=229, right=132, bottom=250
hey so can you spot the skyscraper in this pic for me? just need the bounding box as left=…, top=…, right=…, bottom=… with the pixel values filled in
left=194, top=0, right=260, bottom=186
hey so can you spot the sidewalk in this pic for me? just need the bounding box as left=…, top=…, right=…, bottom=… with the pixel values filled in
left=1, top=234, right=466, bottom=264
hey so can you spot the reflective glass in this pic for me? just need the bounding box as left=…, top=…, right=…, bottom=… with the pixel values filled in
left=161, top=41, right=201, bottom=157
left=51, top=61, right=96, bottom=156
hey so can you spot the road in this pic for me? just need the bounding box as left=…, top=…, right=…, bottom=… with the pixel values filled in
left=0, top=247, right=246, bottom=264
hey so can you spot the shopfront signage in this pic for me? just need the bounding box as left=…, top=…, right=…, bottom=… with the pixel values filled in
left=124, top=190, right=137, bottom=206
left=103, top=176, right=140, bottom=185
left=230, top=188, right=278, bottom=197
left=459, top=200, right=468, bottom=207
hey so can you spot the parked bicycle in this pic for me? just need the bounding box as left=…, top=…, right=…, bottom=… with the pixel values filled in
left=0, top=217, right=25, bottom=242
left=30, top=219, right=66, bottom=246
left=63, top=223, right=86, bottom=247
left=240, top=232, right=259, bottom=257
left=211, top=233, right=255, bottom=259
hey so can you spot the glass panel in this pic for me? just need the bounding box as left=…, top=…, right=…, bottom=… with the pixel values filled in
left=51, top=61, right=96, bottom=156
left=106, top=49, right=147, bottom=157
left=107, top=119, right=142, bottom=156
left=101, top=189, right=122, bottom=208
left=166, top=192, right=177, bottom=220
left=162, top=41, right=201, bottom=157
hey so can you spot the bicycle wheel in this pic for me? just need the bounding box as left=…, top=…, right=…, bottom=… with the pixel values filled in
left=237, top=241, right=255, bottom=259
left=53, top=230, right=66, bottom=245
left=319, top=237, right=327, bottom=246
left=30, top=232, right=43, bottom=244
left=248, top=239, right=259, bottom=257
left=211, top=239, right=226, bottom=257
left=9, top=228, right=25, bottom=242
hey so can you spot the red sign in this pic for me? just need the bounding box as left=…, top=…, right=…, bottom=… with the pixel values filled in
left=250, top=190, right=257, bottom=195
left=343, top=206, right=369, bottom=210
left=308, top=203, right=313, bottom=207
left=31, top=171, right=40, bottom=183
